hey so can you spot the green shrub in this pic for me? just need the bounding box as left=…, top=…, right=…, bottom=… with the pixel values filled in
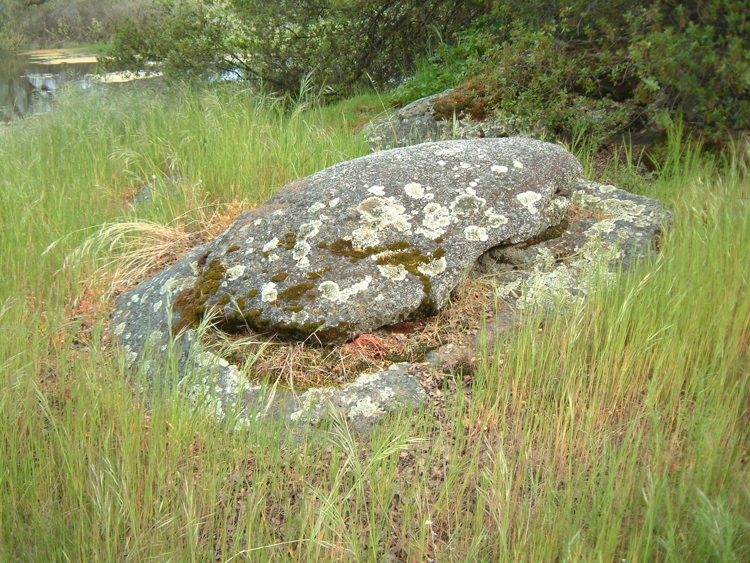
left=108, top=0, right=489, bottom=96
left=398, top=0, right=749, bottom=141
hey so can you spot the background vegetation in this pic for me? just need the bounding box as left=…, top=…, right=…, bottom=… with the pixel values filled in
left=105, top=0, right=750, bottom=140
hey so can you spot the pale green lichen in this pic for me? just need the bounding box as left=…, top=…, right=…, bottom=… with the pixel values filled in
left=417, top=256, right=447, bottom=277
left=378, top=263, right=408, bottom=280
left=298, top=220, right=322, bottom=240
left=450, top=192, right=486, bottom=216
left=417, top=202, right=451, bottom=240
left=464, top=225, right=489, bottom=242
left=517, top=191, right=542, bottom=214
left=226, top=265, right=246, bottom=281
left=262, top=238, right=279, bottom=253
left=261, top=282, right=278, bottom=302
left=491, top=164, right=508, bottom=174
left=485, top=208, right=509, bottom=228
left=404, top=182, right=425, bottom=199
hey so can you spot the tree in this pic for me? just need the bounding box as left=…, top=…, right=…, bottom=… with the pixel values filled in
left=109, top=0, right=488, bottom=95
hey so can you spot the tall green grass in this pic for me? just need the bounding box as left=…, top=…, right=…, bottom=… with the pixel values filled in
left=1, top=84, right=748, bottom=561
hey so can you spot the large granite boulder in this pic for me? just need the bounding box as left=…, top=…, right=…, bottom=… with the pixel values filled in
left=112, top=137, right=581, bottom=358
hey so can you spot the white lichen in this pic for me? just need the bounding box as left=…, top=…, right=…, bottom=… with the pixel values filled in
left=153, top=300, right=163, bottom=313
left=517, top=191, right=543, bottom=214
left=292, top=241, right=311, bottom=260
left=359, top=197, right=411, bottom=230
left=113, top=322, right=126, bottom=337
left=298, top=220, right=322, bottom=241
left=263, top=238, right=279, bottom=253
left=318, top=280, right=340, bottom=301
left=296, top=256, right=310, bottom=269
left=348, top=396, right=384, bottom=418
left=417, top=256, right=447, bottom=276
left=417, top=202, right=451, bottom=239
left=464, top=225, right=489, bottom=242
left=319, top=277, right=372, bottom=302
left=404, top=182, right=425, bottom=199
left=351, top=227, right=380, bottom=248
left=308, top=202, right=326, bottom=213
left=225, top=265, right=246, bottom=281
left=485, top=208, right=509, bottom=228
left=261, top=282, right=278, bottom=302
left=329, top=197, right=340, bottom=207
left=491, top=164, right=508, bottom=174
left=513, top=159, right=524, bottom=169
left=367, top=185, right=386, bottom=196
left=451, top=192, right=487, bottom=216
left=378, top=263, right=408, bottom=280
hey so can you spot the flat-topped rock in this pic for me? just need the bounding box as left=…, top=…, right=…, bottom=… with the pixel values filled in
left=112, top=137, right=582, bottom=356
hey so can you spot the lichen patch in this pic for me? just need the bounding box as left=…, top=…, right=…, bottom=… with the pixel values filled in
left=513, top=160, right=524, bottom=169
left=491, top=164, right=508, bottom=174
left=263, top=238, right=279, bottom=253
left=378, top=263, right=408, bottom=280
left=261, top=282, right=278, bottom=302
left=417, top=202, right=451, bottom=239
left=450, top=193, right=486, bottom=216
left=355, top=197, right=412, bottom=241
left=226, top=265, right=246, bottom=281
left=404, top=182, right=425, bottom=199
left=298, top=220, right=322, bottom=241
left=319, top=276, right=372, bottom=303
left=367, top=185, right=385, bottom=196
left=293, top=241, right=311, bottom=261
left=292, top=310, right=309, bottom=323
left=417, top=256, right=447, bottom=276
left=308, top=202, right=326, bottom=213
left=464, top=225, right=489, bottom=242
left=485, top=209, right=509, bottom=228
left=517, top=191, right=543, bottom=214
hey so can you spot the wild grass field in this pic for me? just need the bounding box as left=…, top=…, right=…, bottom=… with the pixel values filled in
left=1, top=83, right=748, bottom=561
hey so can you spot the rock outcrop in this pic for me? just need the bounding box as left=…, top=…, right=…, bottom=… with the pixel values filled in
left=110, top=132, right=672, bottom=434
left=112, top=137, right=581, bottom=357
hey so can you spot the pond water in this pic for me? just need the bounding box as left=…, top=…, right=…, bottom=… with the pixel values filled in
left=0, top=49, right=99, bottom=122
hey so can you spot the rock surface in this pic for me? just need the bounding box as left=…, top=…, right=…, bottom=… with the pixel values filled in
left=164, top=335, right=427, bottom=434
left=479, top=178, right=674, bottom=312
left=112, top=137, right=581, bottom=358
left=365, top=91, right=519, bottom=151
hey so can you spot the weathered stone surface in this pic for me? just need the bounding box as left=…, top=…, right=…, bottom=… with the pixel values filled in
left=365, top=90, right=519, bottom=151
left=168, top=337, right=427, bottom=434
left=478, top=178, right=674, bottom=311
left=112, top=137, right=581, bottom=359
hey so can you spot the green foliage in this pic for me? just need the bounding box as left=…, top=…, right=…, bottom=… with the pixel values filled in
left=398, top=0, right=749, bottom=141
left=109, top=0, right=488, bottom=96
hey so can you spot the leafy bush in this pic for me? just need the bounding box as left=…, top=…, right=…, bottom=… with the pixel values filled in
left=108, top=0, right=488, bottom=96
left=399, top=0, right=749, bottom=141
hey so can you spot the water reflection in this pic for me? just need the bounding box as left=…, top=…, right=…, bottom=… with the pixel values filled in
left=0, top=50, right=97, bottom=121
